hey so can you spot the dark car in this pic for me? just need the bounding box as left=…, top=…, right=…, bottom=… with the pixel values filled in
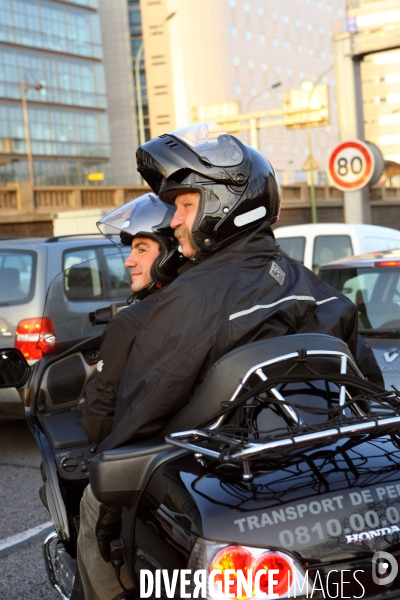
left=0, top=234, right=132, bottom=417
left=319, top=248, right=400, bottom=390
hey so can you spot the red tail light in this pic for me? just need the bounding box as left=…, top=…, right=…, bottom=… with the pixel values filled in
left=253, top=552, right=293, bottom=596
left=209, top=546, right=294, bottom=599
left=210, top=546, right=254, bottom=599
left=374, top=260, right=400, bottom=267
left=16, top=318, right=55, bottom=360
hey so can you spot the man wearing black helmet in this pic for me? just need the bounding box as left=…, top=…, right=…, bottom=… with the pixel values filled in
left=98, top=122, right=382, bottom=455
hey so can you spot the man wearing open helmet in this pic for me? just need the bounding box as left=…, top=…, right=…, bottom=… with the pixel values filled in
left=79, top=193, right=182, bottom=445
left=75, top=194, right=185, bottom=600
left=98, top=122, right=382, bottom=455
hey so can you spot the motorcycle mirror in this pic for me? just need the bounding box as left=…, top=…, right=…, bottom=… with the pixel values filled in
left=0, top=348, right=30, bottom=388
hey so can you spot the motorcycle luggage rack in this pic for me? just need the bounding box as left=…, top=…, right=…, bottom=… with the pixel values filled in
left=208, top=348, right=364, bottom=430
left=167, top=415, right=400, bottom=463
left=166, top=346, right=400, bottom=479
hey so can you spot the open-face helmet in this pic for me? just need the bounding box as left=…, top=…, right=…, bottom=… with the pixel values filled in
left=97, top=193, right=183, bottom=287
left=136, top=121, right=281, bottom=253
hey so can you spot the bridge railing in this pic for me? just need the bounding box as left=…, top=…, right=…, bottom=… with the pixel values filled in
left=1, top=182, right=400, bottom=234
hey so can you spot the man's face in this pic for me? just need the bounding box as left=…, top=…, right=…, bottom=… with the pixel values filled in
left=170, top=192, right=200, bottom=258
left=124, top=236, right=160, bottom=292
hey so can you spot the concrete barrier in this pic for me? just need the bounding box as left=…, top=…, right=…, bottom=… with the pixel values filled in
left=0, top=182, right=399, bottom=237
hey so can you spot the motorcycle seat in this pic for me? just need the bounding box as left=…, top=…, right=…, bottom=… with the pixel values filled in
left=162, top=333, right=357, bottom=435
left=89, top=438, right=186, bottom=507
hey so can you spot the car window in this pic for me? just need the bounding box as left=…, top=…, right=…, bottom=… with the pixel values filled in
left=277, top=236, right=305, bottom=264
left=121, top=247, right=131, bottom=261
left=313, top=235, right=353, bottom=273
left=319, top=267, right=400, bottom=329
left=63, top=248, right=102, bottom=301
left=102, top=246, right=131, bottom=299
left=0, top=250, right=36, bottom=305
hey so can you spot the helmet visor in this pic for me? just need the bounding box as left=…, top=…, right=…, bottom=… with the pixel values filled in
left=169, top=122, right=244, bottom=167
left=97, top=194, right=176, bottom=245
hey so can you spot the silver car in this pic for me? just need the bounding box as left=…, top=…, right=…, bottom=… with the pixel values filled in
left=319, top=248, right=400, bottom=390
left=0, top=234, right=132, bottom=417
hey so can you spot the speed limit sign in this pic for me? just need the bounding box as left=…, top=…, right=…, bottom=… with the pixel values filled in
left=327, top=140, right=375, bottom=191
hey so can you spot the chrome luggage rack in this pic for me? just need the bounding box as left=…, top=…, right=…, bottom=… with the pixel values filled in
left=167, top=415, right=400, bottom=463
left=166, top=347, right=400, bottom=478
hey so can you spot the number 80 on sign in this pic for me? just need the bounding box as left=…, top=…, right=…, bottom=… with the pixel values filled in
left=327, top=140, right=375, bottom=192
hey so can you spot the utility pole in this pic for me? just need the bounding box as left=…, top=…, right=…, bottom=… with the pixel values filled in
left=304, top=66, right=334, bottom=224
left=21, top=81, right=43, bottom=186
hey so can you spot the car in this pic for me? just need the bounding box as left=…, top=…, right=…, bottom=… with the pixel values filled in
left=0, top=234, right=132, bottom=417
left=319, top=247, right=400, bottom=390
left=274, top=223, right=400, bottom=273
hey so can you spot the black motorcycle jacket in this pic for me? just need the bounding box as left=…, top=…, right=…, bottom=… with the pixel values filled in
left=99, top=221, right=383, bottom=452
left=80, top=292, right=159, bottom=445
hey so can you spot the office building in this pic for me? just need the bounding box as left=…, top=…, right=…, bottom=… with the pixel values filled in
left=347, top=0, right=400, bottom=175
left=98, top=0, right=140, bottom=184
left=137, top=0, right=347, bottom=185
left=0, top=0, right=139, bottom=186
left=128, top=0, right=150, bottom=144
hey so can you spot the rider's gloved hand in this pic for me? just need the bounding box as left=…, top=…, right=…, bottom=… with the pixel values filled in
left=95, top=503, right=122, bottom=563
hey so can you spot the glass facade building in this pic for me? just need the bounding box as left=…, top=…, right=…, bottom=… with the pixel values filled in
left=128, top=0, right=150, bottom=142
left=0, top=0, right=112, bottom=185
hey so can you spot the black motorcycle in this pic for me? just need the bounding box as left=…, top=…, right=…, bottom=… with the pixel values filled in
left=2, top=258, right=400, bottom=600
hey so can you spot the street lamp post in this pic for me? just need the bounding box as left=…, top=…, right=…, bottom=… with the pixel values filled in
left=20, top=80, right=43, bottom=186
left=134, top=12, right=176, bottom=146
left=245, top=83, right=282, bottom=149
left=245, top=83, right=282, bottom=113
left=305, top=65, right=333, bottom=224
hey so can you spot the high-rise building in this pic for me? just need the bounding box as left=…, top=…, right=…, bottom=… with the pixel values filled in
left=98, top=0, right=140, bottom=184
left=346, top=0, right=400, bottom=175
left=128, top=0, right=150, bottom=144
left=0, top=0, right=139, bottom=186
left=137, top=0, right=347, bottom=185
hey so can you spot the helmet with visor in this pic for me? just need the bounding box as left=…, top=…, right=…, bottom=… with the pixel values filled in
left=136, top=122, right=281, bottom=253
left=97, top=193, right=183, bottom=287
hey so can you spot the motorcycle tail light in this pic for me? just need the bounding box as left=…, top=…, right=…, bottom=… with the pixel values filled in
left=16, top=318, right=55, bottom=360
left=209, top=546, right=254, bottom=599
left=187, top=539, right=310, bottom=599
left=253, top=552, right=293, bottom=597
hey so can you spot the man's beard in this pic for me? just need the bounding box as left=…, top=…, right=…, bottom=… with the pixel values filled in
left=174, top=225, right=190, bottom=240
left=174, top=225, right=196, bottom=254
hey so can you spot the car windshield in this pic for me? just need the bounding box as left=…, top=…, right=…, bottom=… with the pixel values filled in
left=0, top=250, right=36, bottom=305
left=319, top=266, right=400, bottom=330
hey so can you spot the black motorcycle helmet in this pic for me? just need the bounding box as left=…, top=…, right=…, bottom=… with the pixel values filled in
left=96, top=193, right=184, bottom=288
left=136, top=122, right=281, bottom=253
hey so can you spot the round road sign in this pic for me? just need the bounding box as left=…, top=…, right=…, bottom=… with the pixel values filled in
left=327, top=140, right=375, bottom=192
